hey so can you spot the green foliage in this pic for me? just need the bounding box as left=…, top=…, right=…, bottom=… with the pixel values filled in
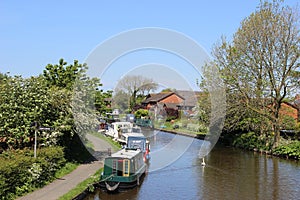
left=202, top=0, right=300, bottom=148
left=95, top=90, right=112, bottom=116
left=280, top=115, right=297, bottom=130
left=186, top=123, right=208, bottom=133
left=43, top=59, right=87, bottom=90
left=232, top=132, right=272, bottom=151
left=0, top=147, right=65, bottom=199
left=0, top=59, right=111, bottom=152
left=166, top=115, right=177, bottom=122
left=134, top=109, right=149, bottom=119
left=273, top=141, right=300, bottom=160
left=0, top=76, right=60, bottom=149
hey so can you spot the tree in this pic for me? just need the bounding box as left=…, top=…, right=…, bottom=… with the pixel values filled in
left=115, top=75, right=158, bottom=111
left=0, top=59, right=110, bottom=152
left=211, top=0, right=299, bottom=148
left=112, top=90, right=130, bottom=113
left=0, top=75, right=58, bottom=149
left=43, top=58, right=87, bottom=90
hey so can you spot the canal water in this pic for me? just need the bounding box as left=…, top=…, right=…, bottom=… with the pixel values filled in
left=85, top=130, right=300, bottom=200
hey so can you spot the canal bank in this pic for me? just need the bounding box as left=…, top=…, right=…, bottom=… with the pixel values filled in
left=158, top=127, right=300, bottom=161
left=17, top=134, right=114, bottom=200
left=154, top=127, right=206, bottom=140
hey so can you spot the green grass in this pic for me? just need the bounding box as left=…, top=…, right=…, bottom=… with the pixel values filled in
left=155, top=122, right=207, bottom=136
left=55, top=162, right=79, bottom=179
left=90, top=131, right=122, bottom=151
left=58, top=168, right=103, bottom=200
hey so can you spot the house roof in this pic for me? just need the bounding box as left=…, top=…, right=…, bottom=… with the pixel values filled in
left=158, top=102, right=181, bottom=109
left=175, top=90, right=200, bottom=107
left=142, top=92, right=184, bottom=104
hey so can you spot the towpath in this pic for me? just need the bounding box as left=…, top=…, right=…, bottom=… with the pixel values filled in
left=18, top=134, right=113, bottom=200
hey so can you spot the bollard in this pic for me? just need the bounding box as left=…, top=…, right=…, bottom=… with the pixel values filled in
left=108, top=148, right=111, bottom=156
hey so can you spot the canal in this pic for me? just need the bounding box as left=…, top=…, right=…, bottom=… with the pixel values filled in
left=85, top=130, right=300, bottom=200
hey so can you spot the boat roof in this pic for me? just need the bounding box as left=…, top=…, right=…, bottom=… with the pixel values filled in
left=123, top=132, right=145, bottom=138
left=112, top=121, right=132, bottom=125
left=110, top=148, right=141, bottom=159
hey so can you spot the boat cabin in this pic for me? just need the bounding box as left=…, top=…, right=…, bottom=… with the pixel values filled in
left=100, top=148, right=147, bottom=191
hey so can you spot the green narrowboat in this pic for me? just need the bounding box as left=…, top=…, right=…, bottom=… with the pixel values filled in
left=99, top=148, right=147, bottom=192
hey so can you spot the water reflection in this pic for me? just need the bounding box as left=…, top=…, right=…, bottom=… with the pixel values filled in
left=202, top=147, right=300, bottom=200
left=86, top=131, right=300, bottom=200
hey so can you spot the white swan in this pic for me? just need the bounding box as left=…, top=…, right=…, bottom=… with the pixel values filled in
left=201, top=157, right=206, bottom=166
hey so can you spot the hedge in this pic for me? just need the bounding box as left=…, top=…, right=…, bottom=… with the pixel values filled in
left=273, top=141, right=300, bottom=160
left=0, top=146, right=66, bottom=200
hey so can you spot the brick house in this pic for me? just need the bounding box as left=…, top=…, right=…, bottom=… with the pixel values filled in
left=142, top=90, right=201, bottom=118
left=142, top=92, right=184, bottom=110
left=279, top=102, right=299, bottom=122
left=280, top=95, right=300, bottom=124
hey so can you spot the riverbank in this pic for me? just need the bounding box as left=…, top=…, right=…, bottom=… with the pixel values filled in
left=154, top=127, right=207, bottom=140
left=156, top=127, right=300, bottom=161
left=18, top=134, right=114, bottom=200
left=218, top=132, right=300, bottom=160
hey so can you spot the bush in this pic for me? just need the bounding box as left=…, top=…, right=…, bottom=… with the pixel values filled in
left=273, top=141, right=300, bottom=160
left=0, top=146, right=66, bottom=199
left=232, top=132, right=270, bottom=151
left=134, top=109, right=149, bottom=119
left=186, top=123, right=208, bottom=133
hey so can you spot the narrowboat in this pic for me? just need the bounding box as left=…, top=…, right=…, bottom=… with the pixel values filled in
left=104, top=121, right=133, bottom=140
left=135, top=118, right=154, bottom=129
left=99, top=148, right=147, bottom=192
left=117, top=126, right=151, bottom=162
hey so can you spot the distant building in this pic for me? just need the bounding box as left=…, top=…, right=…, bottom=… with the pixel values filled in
left=281, top=95, right=300, bottom=123
left=142, top=92, right=184, bottom=109
left=142, top=90, right=201, bottom=118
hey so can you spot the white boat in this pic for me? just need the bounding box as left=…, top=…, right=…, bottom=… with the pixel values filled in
left=105, top=122, right=133, bottom=140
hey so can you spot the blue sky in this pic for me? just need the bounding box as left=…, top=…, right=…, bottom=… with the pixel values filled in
left=0, top=0, right=297, bottom=91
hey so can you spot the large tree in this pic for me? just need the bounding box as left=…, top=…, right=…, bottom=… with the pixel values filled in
left=43, top=58, right=87, bottom=90
left=211, top=0, right=299, bottom=148
left=0, top=59, right=111, bottom=150
left=115, top=75, right=158, bottom=112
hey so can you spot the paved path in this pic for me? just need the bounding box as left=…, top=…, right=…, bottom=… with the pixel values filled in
left=18, top=134, right=114, bottom=200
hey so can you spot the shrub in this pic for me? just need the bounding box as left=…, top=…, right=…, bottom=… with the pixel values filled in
left=0, top=146, right=65, bottom=199
left=232, top=132, right=270, bottom=151
left=273, top=141, right=300, bottom=160
left=186, top=123, right=208, bottom=133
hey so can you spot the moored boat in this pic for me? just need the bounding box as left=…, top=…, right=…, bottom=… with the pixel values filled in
left=104, top=121, right=133, bottom=140
left=99, top=148, right=147, bottom=192
left=135, top=118, right=154, bottom=129
left=117, top=126, right=151, bottom=162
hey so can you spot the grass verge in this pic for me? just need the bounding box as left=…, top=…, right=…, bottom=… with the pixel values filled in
left=58, top=168, right=103, bottom=200
left=55, top=162, right=79, bottom=179
left=90, top=131, right=122, bottom=151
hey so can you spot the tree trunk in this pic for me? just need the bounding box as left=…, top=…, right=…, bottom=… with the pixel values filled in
left=272, top=106, right=281, bottom=149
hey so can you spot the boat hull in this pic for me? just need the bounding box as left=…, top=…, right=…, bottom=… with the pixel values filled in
left=99, top=166, right=146, bottom=192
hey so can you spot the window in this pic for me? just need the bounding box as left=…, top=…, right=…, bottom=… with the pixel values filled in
left=123, top=159, right=130, bottom=177
left=112, top=160, right=117, bottom=175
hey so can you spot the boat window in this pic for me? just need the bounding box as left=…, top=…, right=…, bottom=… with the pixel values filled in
left=117, top=159, right=123, bottom=176
left=123, top=159, right=130, bottom=177
left=112, top=160, right=117, bottom=175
